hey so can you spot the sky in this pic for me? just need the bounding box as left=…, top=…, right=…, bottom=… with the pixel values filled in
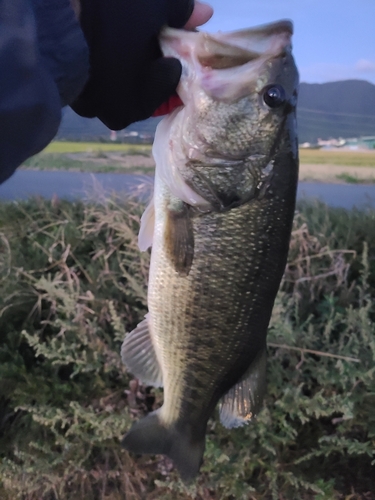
left=203, top=0, right=375, bottom=85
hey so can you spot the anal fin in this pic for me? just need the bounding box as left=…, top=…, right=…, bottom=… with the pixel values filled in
left=121, top=314, right=163, bottom=387
left=219, top=347, right=267, bottom=428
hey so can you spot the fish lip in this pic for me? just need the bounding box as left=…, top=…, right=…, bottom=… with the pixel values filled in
left=159, top=19, right=294, bottom=53
left=241, top=19, right=294, bottom=36
left=160, top=19, right=294, bottom=77
left=160, top=19, right=294, bottom=40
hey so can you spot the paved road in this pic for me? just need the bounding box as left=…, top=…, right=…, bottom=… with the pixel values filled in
left=0, top=170, right=375, bottom=210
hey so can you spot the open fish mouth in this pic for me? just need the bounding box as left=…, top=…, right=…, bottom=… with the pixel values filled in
left=160, top=20, right=294, bottom=102
left=161, top=19, right=293, bottom=66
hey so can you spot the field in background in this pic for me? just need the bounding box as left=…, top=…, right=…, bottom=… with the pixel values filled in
left=23, top=142, right=154, bottom=175
left=299, top=149, right=375, bottom=167
left=0, top=197, right=374, bottom=499
left=44, top=141, right=152, bottom=154
left=20, top=142, right=375, bottom=182
left=299, top=150, right=375, bottom=183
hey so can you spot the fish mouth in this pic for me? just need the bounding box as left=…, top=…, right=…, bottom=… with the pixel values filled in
left=160, top=19, right=293, bottom=70
left=160, top=20, right=295, bottom=102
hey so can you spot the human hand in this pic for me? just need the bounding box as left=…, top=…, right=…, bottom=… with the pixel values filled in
left=153, top=1, right=213, bottom=116
left=185, top=1, right=213, bottom=30
left=71, top=0, right=213, bottom=130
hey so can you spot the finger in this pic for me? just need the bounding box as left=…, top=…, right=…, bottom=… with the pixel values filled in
left=184, top=1, right=213, bottom=30
left=140, top=57, right=182, bottom=118
left=167, top=0, right=194, bottom=28
left=153, top=1, right=214, bottom=118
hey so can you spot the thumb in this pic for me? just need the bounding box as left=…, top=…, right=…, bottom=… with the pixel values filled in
left=139, top=57, right=182, bottom=119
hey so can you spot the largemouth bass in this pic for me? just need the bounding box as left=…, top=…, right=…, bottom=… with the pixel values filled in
left=121, top=20, right=299, bottom=481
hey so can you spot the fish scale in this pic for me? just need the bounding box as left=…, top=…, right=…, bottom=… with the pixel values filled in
left=121, top=20, right=299, bottom=481
left=129, top=145, right=297, bottom=461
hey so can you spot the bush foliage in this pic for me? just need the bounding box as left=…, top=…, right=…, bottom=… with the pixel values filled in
left=0, top=197, right=374, bottom=499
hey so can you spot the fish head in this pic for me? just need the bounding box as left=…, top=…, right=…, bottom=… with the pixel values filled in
left=160, top=20, right=299, bottom=162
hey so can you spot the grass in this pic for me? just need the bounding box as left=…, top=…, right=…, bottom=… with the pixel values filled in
left=22, top=153, right=120, bottom=173
left=0, top=196, right=374, bottom=499
left=299, top=148, right=375, bottom=167
left=335, top=173, right=362, bottom=184
left=22, top=142, right=155, bottom=174
left=22, top=153, right=155, bottom=175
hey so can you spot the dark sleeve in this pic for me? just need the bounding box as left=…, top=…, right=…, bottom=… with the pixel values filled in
left=0, top=0, right=89, bottom=185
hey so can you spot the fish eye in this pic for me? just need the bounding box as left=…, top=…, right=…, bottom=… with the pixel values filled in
left=263, top=84, right=286, bottom=109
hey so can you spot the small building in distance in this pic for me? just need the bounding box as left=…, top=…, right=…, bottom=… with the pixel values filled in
left=317, top=138, right=346, bottom=149
left=300, top=142, right=313, bottom=148
left=360, top=136, right=375, bottom=149
left=346, top=136, right=375, bottom=150
left=300, top=136, right=375, bottom=150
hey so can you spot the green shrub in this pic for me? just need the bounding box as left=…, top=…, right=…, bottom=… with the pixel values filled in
left=0, top=198, right=374, bottom=499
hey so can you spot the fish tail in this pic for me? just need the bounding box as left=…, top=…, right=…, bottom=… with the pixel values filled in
left=122, top=411, right=205, bottom=482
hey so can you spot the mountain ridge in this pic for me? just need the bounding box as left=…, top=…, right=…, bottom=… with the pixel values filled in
left=298, top=80, right=375, bottom=143
left=57, top=79, right=375, bottom=144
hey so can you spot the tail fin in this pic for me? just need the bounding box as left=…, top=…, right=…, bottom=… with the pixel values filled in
left=122, top=411, right=205, bottom=482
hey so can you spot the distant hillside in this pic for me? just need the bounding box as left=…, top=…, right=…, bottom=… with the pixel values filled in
left=57, top=80, right=375, bottom=144
left=56, top=107, right=162, bottom=142
left=298, top=80, right=375, bottom=143
left=57, top=108, right=108, bottom=140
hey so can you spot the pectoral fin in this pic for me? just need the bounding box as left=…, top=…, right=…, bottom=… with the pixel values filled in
left=164, top=201, right=194, bottom=277
left=219, top=347, right=267, bottom=428
left=121, top=314, right=163, bottom=387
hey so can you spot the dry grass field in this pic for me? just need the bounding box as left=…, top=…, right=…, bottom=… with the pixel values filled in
left=299, top=148, right=375, bottom=167
left=43, top=141, right=152, bottom=154
left=22, top=142, right=375, bottom=183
